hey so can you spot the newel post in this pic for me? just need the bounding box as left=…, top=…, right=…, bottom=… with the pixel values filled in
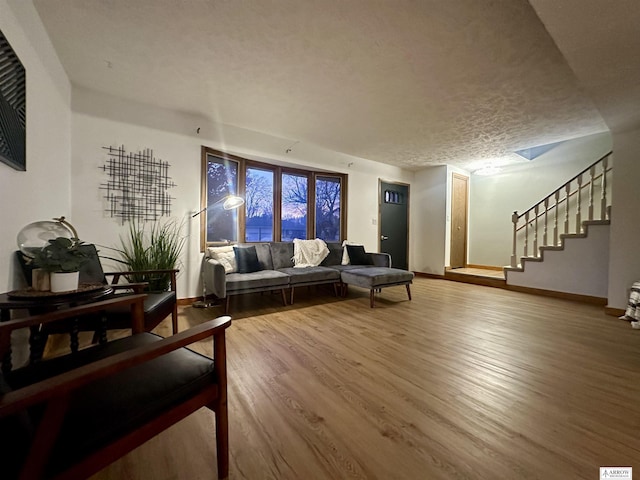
left=511, top=211, right=519, bottom=268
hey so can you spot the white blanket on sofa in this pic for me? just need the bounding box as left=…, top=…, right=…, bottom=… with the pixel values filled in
left=292, top=238, right=329, bottom=268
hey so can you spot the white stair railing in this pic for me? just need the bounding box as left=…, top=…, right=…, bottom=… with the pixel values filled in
left=510, top=152, right=613, bottom=268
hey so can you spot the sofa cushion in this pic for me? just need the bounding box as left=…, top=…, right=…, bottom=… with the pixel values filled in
left=254, top=243, right=274, bottom=270
left=225, top=270, right=289, bottom=292
left=326, top=264, right=369, bottom=272
left=270, top=242, right=295, bottom=269
left=207, top=246, right=237, bottom=273
left=346, top=245, right=373, bottom=265
left=234, top=246, right=261, bottom=273
left=341, top=241, right=364, bottom=264
left=278, top=266, right=340, bottom=285
left=341, top=267, right=414, bottom=288
left=320, top=242, right=343, bottom=267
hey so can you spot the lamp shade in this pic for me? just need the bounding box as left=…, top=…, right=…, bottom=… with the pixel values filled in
left=222, top=195, right=245, bottom=210
left=192, top=195, right=245, bottom=218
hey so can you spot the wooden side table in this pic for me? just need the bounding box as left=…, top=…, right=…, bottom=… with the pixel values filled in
left=0, top=284, right=123, bottom=370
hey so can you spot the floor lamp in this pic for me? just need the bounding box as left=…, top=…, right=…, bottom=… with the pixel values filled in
left=192, top=195, right=245, bottom=308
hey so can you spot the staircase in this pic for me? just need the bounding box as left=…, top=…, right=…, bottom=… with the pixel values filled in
left=504, top=152, right=612, bottom=299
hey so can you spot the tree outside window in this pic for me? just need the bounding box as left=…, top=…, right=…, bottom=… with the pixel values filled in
left=315, top=176, right=341, bottom=241
left=206, top=155, right=239, bottom=243
left=282, top=173, right=308, bottom=241
left=245, top=167, right=274, bottom=241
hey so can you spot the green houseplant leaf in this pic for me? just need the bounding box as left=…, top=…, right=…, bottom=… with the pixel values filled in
left=32, top=237, right=90, bottom=273
left=102, top=220, right=185, bottom=292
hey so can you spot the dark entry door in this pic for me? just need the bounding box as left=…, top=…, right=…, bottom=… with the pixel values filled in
left=379, top=181, right=409, bottom=270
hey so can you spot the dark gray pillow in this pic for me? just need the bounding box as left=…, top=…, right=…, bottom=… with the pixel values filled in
left=234, top=246, right=261, bottom=273
left=346, top=245, right=373, bottom=265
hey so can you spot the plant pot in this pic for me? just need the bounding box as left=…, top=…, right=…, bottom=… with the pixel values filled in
left=32, top=268, right=51, bottom=291
left=50, top=271, right=80, bottom=293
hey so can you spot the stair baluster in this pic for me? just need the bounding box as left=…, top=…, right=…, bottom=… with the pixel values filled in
left=533, top=205, right=539, bottom=257
left=588, top=166, right=595, bottom=221
left=543, top=198, right=549, bottom=247
left=524, top=211, right=529, bottom=258
left=601, top=156, right=608, bottom=220
left=576, top=174, right=582, bottom=231
left=564, top=183, right=570, bottom=234
left=553, top=191, right=559, bottom=246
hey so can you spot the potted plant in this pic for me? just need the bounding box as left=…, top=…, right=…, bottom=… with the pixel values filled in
left=32, top=237, right=90, bottom=292
left=103, top=220, right=185, bottom=292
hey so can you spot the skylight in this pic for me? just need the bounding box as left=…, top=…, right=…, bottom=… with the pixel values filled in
left=514, top=141, right=564, bottom=161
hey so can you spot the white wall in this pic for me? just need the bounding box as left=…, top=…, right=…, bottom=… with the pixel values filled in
left=607, top=128, right=640, bottom=309
left=0, top=1, right=71, bottom=292
left=468, top=132, right=612, bottom=267
left=70, top=87, right=413, bottom=299
left=506, top=223, right=609, bottom=297
left=411, top=166, right=448, bottom=274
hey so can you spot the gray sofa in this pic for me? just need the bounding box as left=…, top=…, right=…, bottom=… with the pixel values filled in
left=202, top=242, right=392, bottom=310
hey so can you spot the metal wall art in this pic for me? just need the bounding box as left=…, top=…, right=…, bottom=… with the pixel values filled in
left=0, top=28, right=26, bottom=171
left=99, top=145, right=176, bottom=223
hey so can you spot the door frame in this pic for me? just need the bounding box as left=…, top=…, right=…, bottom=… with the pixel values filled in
left=449, top=172, right=469, bottom=269
left=378, top=179, right=410, bottom=267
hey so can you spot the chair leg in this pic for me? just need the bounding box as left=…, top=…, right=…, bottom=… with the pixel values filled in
left=281, top=289, right=287, bottom=306
left=333, top=282, right=338, bottom=297
left=70, top=319, right=80, bottom=354
left=224, top=297, right=230, bottom=314
left=215, top=403, right=229, bottom=479
left=370, top=289, right=375, bottom=308
left=406, top=283, right=412, bottom=301
left=171, top=303, right=179, bottom=334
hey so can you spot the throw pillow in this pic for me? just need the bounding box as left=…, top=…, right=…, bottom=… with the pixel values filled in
left=341, top=240, right=363, bottom=265
left=207, top=246, right=237, bottom=273
left=346, top=245, right=373, bottom=265
left=234, top=246, right=262, bottom=273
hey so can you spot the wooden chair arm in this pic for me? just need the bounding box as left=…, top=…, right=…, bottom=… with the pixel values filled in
left=104, top=269, right=179, bottom=292
left=0, top=315, right=231, bottom=418
left=111, top=283, right=148, bottom=293
left=104, top=269, right=179, bottom=276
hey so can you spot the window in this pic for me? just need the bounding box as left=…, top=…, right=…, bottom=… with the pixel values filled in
left=281, top=172, right=308, bottom=241
left=204, top=153, right=239, bottom=244
left=200, top=147, right=347, bottom=248
left=315, top=175, right=342, bottom=241
left=245, top=166, right=274, bottom=241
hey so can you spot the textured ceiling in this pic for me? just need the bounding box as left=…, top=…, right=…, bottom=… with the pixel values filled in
left=32, top=0, right=610, bottom=170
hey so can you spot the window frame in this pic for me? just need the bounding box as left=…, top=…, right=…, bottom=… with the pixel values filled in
left=200, top=146, right=347, bottom=250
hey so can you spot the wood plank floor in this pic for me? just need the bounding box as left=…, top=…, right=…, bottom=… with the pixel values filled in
left=73, top=278, right=640, bottom=479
